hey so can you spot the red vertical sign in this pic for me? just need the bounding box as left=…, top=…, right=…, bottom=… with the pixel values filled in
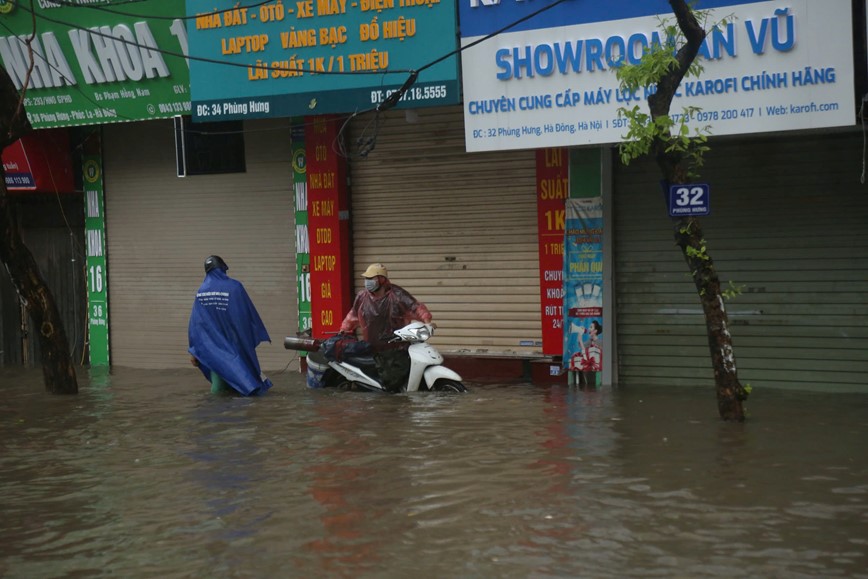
left=306, top=116, right=352, bottom=339
left=536, top=148, right=568, bottom=355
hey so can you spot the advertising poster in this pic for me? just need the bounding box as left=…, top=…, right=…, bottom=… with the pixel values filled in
left=563, top=197, right=603, bottom=377
left=458, top=0, right=855, bottom=151
left=536, top=148, right=568, bottom=355
left=186, top=0, right=460, bottom=121
left=306, top=117, right=351, bottom=339
left=0, top=0, right=191, bottom=129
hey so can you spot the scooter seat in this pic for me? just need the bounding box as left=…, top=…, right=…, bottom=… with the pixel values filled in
left=343, top=355, right=376, bottom=368
left=310, top=350, right=373, bottom=368
left=310, top=348, right=376, bottom=371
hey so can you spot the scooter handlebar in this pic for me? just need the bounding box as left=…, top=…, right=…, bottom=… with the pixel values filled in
left=283, top=336, right=322, bottom=351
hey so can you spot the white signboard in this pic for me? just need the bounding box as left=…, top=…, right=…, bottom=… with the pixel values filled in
left=458, top=0, right=855, bottom=152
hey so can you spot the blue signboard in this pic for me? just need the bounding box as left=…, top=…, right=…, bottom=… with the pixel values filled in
left=458, top=0, right=855, bottom=151
left=668, top=183, right=711, bottom=217
left=186, top=0, right=460, bottom=121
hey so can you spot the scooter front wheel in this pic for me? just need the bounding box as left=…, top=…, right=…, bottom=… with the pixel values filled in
left=429, top=379, right=467, bottom=393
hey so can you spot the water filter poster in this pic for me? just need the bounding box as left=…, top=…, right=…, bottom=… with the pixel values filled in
left=563, top=197, right=603, bottom=372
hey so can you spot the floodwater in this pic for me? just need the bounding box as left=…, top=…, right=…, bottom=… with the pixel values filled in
left=1, top=367, right=867, bottom=579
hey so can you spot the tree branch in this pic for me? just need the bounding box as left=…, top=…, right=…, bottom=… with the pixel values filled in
left=648, top=0, right=707, bottom=119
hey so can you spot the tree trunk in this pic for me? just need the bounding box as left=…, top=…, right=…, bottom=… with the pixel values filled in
left=647, top=0, right=747, bottom=421
left=1, top=65, right=79, bottom=394
left=674, top=217, right=746, bottom=421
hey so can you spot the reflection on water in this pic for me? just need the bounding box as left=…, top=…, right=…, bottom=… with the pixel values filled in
left=1, top=367, right=867, bottom=578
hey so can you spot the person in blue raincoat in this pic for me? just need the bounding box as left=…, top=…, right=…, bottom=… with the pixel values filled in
left=188, top=255, right=273, bottom=396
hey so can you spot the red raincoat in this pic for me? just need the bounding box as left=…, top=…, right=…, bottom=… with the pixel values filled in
left=339, top=282, right=432, bottom=351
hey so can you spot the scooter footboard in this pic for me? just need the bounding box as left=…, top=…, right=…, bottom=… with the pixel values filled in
left=423, top=366, right=463, bottom=389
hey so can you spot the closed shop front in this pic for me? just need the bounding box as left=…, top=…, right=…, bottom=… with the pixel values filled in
left=0, top=197, right=85, bottom=366
left=614, top=131, right=868, bottom=392
left=103, top=119, right=297, bottom=370
left=347, top=106, right=544, bottom=357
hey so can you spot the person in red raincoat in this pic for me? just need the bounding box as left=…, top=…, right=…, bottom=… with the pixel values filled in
left=339, top=263, right=433, bottom=390
left=339, top=263, right=433, bottom=350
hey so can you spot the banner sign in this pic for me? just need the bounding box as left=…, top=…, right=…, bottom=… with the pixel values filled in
left=292, top=122, right=312, bottom=335
left=536, top=148, right=568, bottom=355
left=459, top=0, right=855, bottom=151
left=83, top=136, right=109, bottom=367
left=186, top=0, right=460, bottom=121
left=563, top=197, right=603, bottom=375
left=0, top=0, right=191, bottom=129
left=2, top=129, right=74, bottom=192
left=2, top=139, right=35, bottom=190
left=306, top=116, right=352, bottom=339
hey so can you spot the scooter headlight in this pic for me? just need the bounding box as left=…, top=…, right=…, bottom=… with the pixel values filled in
left=416, top=327, right=431, bottom=341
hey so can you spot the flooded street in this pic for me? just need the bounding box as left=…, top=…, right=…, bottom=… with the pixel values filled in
left=1, top=367, right=867, bottom=578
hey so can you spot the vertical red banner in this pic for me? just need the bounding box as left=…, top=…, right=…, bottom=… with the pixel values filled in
left=306, top=116, right=352, bottom=339
left=536, top=148, right=568, bottom=355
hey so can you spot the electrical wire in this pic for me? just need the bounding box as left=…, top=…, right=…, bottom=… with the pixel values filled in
left=47, top=150, right=87, bottom=363
left=35, top=0, right=277, bottom=20
left=419, top=0, right=571, bottom=75
left=15, top=2, right=415, bottom=77
left=336, top=0, right=573, bottom=156
left=0, top=19, right=141, bottom=124
left=4, top=0, right=574, bottom=153
left=269, top=353, right=299, bottom=376
left=1, top=15, right=358, bottom=138
left=0, top=21, right=356, bottom=155
left=12, top=0, right=572, bottom=94
left=861, top=96, right=867, bottom=184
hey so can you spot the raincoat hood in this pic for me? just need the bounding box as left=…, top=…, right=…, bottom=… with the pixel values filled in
left=188, top=269, right=272, bottom=396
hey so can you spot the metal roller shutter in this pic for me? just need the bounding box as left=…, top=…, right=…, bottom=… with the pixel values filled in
left=614, top=131, right=868, bottom=392
left=347, top=106, right=542, bottom=356
left=103, top=119, right=297, bottom=371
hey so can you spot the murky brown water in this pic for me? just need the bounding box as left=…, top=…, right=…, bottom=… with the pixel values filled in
left=1, top=367, right=867, bottom=578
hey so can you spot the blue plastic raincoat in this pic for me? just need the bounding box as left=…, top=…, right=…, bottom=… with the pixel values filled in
left=188, top=269, right=273, bottom=396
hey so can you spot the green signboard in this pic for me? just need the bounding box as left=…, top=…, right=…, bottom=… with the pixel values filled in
left=292, top=122, right=312, bottom=334
left=0, top=0, right=190, bottom=129
left=83, top=140, right=109, bottom=367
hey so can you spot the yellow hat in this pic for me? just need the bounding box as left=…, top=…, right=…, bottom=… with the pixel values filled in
left=362, top=263, right=388, bottom=278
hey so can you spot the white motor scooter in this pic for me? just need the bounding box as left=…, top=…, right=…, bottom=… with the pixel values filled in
left=284, top=322, right=466, bottom=393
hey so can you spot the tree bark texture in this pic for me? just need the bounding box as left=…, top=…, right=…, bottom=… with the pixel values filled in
left=1, top=65, right=78, bottom=394
left=649, top=0, right=747, bottom=421
left=674, top=217, right=746, bottom=420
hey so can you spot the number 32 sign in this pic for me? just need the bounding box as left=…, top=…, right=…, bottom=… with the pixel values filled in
left=668, top=183, right=710, bottom=217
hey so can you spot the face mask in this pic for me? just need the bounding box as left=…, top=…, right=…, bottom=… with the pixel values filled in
left=364, top=278, right=380, bottom=292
